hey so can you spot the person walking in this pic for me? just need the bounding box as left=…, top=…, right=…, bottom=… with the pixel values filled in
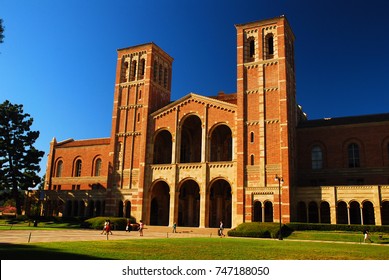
left=139, top=220, right=144, bottom=236
left=172, top=222, right=177, bottom=233
left=101, top=220, right=108, bottom=234
left=363, top=229, right=372, bottom=243
left=219, top=221, right=225, bottom=237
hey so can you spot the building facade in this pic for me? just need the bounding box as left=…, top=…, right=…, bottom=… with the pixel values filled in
left=43, top=16, right=389, bottom=227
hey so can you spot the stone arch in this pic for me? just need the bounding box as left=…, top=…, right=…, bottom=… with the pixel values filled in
left=209, top=123, right=232, bottom=162
left=178, top=179, right=200, bottom=227
left=320, top=201, right=331, bottom=224
left=153, top=129, right=173, bottom=164
left=149, top=180, right=170, bottom=226
left=179, top=114, right=202, bottom=163
left=264, top=200, right=273, bottom=222
left=362, top=200, right=375, bottom=225
left=349, top=200, right=361, bottom=224
left=337, top=201, right=348, bottom=224
left=381, top=201, right=389, bottom=225
left=208, top=179, right=232, bottom=228
left=253, top=200, right=262, bottom=222
left=125, top=201, right=132, bottom=218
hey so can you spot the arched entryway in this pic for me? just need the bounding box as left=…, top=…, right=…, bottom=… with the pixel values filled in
left=362, top=201, right=375, bottom=225
left=264, top=201, right=273, bottom=222
left=336, top=201, right=348, bottom=224
left=125, top=201, right=132, bottom=218
left=153, top=130, right=173, bottom=164
left=180, top=115, right=202, bottom=163
left=382, top=201, right=389, bottom=225
left=209, top=179, right=232, bottom=228
left=253, top=201, right=262, bottom=222
left=178, top=180, right=200, bottom=227
left=350, top=201, right=361, bottom=224
left=320, top=201, right=331, bottom=224
left=209, top=124, right=232, bottom=162
left=150, top=181, right=170, bottom=226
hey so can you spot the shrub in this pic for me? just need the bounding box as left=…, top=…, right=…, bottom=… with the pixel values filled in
left=286, top=223, right=389, bottom=233
left=82, top=216, right=137, bottom=230
left=228, top=222, right=292, bottom=238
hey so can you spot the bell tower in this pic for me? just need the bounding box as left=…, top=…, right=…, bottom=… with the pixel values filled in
left=106, top=43, right=173, bottom=217
left=235, top=16, right=297, bottom=223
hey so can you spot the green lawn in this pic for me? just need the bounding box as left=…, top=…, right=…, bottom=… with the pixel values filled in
left=1, top=237, right=388, bottom=260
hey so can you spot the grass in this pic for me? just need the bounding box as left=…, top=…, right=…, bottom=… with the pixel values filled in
left=1, top=236, right=388, bottom=260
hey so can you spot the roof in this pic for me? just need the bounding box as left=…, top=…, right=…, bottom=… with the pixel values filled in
left=298, top=113, right=389, bottom=129
left=55, top=138, right=110, bottom=148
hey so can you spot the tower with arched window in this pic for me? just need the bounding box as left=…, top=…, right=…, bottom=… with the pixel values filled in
left=235, top=16, right=297, bottom=224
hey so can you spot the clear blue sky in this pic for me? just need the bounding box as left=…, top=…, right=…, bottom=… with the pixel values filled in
left=1, top=0, right=389, bottom=176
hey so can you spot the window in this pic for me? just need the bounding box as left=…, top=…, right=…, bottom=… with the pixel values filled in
left=130, top=60, right=137, bottom=81
left=265, top=34, right=274, bottom=59
left=74, top=159, right=82, bottom=177
left=250, top=132, right=254, bottom=143
left=138, top=59, right=145, bottom=79
left=94, top=158, right=102, bottom=176
left=56, top=160, right=63, bottom=177
left=159, top=64, right=163, bottom=85
left=250, top=154, right=255, bottom=165
left=153, top=61, right=158, bottom=81
left=348, top=143, right=360, bottom=168
left=249, top=38, right=255, bottom=59
left=311, top=146, right=323, bottom=170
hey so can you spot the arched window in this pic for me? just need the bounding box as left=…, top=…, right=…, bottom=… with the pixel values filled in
left=74, top=159, right=82, bottom=177
left=250, top=154, right=255, bottom=165
left=121, top=61, right=128, bottom=83
left=348, top=143, right=360, bottom=168
left=94, top=158, right=102, bottom=176
left=130, top=60, right=137, bottom=81
left=311, top=145, right=323, bottom=170
left=138, top=59, right=145, bottom=80
left=56, top=160, right=63, bottom=177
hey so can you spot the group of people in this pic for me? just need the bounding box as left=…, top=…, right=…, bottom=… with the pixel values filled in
left=101, top=219, right=227, bottom=237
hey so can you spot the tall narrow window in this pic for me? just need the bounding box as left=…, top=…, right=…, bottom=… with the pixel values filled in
left=249, top=38, right=255, bottom=60
left=250, top=132, right=255, bottom=143
left=159, top=64, right=163, bottom=85
left=138, top=59, right=145, bottom=80
left=311, top=146, right=323, bottom=170
left=56, top=160, right=63, bottom=177
left=130, top=60, right=137, bottom=81
left=153, top=61, right=158, bottom=81
left=121, top=62, right=128, bottom=83
left=250, top=154, right=255, bottom=165
left=75, top=159, right=82, bottom=177
left=94, top=158, right=102, bottom=176
left=268, top=36, right=274, bottom=56
left=348, top=143, right=360, bottom=168
left=164, top=67, right=168, bottom=88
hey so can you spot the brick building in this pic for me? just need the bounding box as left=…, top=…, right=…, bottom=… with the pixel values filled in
left=43, top=16, right=389, bottom=227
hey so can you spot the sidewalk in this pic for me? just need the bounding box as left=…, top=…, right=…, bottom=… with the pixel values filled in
left=0, top=226, right=220, bottom=244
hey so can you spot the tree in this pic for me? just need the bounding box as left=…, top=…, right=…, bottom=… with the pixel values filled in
left=0, top=19, right=4, bottom=44
left=0, top=100, right=44, bottom=214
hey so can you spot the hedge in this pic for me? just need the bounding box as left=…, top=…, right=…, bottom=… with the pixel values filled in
left=228, top=222, right=293, bottom=238
left=82, top=216, right=137, bottom=230
left=286, top=223, right=389, bottom=233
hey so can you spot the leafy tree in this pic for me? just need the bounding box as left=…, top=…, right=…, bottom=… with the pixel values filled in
left=0, top=19, right=4, bottom=44
left=0, top=100, right=44, bottom=214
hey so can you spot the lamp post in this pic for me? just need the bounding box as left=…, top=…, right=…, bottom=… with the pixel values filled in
left=275, top=175, right=283, bottom=240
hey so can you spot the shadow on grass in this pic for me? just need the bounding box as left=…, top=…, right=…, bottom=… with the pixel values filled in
left=0, top=243, right=107, bottom=260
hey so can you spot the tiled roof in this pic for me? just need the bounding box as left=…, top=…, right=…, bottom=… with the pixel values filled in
left=298, top=113, right=389, bottom=128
